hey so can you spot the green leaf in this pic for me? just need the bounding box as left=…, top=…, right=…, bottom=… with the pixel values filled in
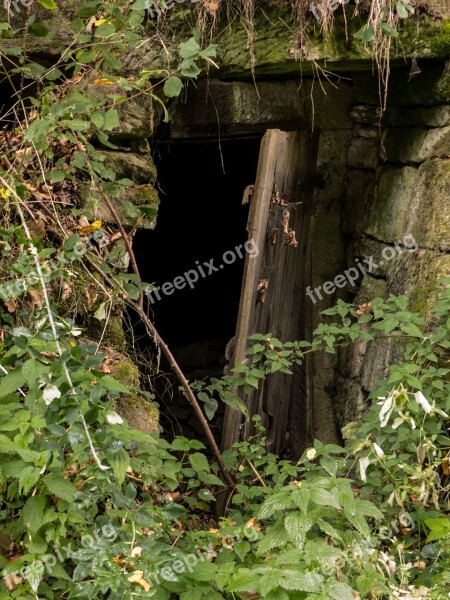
left=91, top=112, right=104, bottom=129
left=0, top=369, right=26, bottom=398
left=284, top=512, right=311, bottom=548
left=185, top=561, right=217, bottom=581
left=28, top=534, right=47, bottom=554
left=199, top=44, right=217, bottom=58
left=17, top=448, right=42, bottom=463
left=228, top=569, right=261, bottom=593
left=103, top=109, right=120, bottom=131
left=95, top=22, right=116, bottom=38
left=37, top=0, right=57, bottom=8
left=19, top=466, right=41, bottom=495
left=163, top=76, right=183, bottom=98
left=310, top=487, right=341, bottom=509
left=138, top=205, right=158, bottom=218
left=98, top=375, right=129, bottom=393
left=189, top=452, right=209, bottom=473
left=179, top=37, right=200, bottom=59
left=354, top=23, right=375, bottom=43
left=278, top=569, right=323, bottom=591
left=109, top=447, right=130, bottom=485
left=327, top=582, right=356, bottom=600
left=258, top=491, right=291, bottom=519
left=22, top=496, right=46, bottom=532
left=29, top=23, right=49, bottom=37
left=380, top=22, right=399, bottom=37
left=0, top=433, right=18, bottom=453
left=44, top=474, right=76, bottom=502
left=401, top=322, right=423, bottom=338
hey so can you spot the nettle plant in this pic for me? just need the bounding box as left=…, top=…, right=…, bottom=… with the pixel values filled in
left=1, top=239, right=450, bottom=599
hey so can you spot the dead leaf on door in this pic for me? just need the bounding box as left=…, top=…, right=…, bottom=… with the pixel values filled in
left=242, top=185, right=254, bottom=206
left=281, top=208, right=298, bottom=248
left=257, top=279, right=268, bottom=304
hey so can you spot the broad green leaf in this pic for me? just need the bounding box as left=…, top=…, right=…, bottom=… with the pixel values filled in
left=97, top=375, right=128, bottom=393
left=29, top=23, right=49, bottom=37
left=354, top=23, right=375, bottom=43
left=22, top=496, right=46, bottom=532
left=103, top=109, right=120, bottom=131
left=44, top=475, right=76, bottom=502
left=95, top=22, right=116, bottom=38
left=163, top=76, right=183, bottom=98
left=179, top=37, right=200, bottom=59
left=17, top=448, right=42, bottom=463
left=19, top=466, right=41, bottom=494
left=185, top=561, right=217, bottom=581
left=109, top=447, right=130, bottom=485
left=189, top=452, right=209, bottom=473
left=228, top=569, right=261, bottom=593
left=327, top=581, right=356, bottom=600
left=91, top=112, right=104, bottom=129
left=278, top=569, right=323, bottom=591
left=22, top=358, right=48, bottom=385
left=37, top=0, right=57, bottom=8
left=380, top=22, right=399, bottom=37
left=0, top=369, right=26, bottom=398
left=284, top=512, right=312, bottom=547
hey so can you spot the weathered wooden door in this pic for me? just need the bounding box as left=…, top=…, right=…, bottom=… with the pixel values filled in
left=221, top=129, right=319, bottom=455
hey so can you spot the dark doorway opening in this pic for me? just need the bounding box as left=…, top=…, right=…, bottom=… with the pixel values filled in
left=132, top=135, right=261, bottom=439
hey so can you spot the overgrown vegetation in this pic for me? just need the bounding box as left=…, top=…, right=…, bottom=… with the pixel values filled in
left=0, top=0, right=449, bottom=598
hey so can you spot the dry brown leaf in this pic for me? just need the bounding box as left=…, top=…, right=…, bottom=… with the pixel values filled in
left=28, top=289, right=43, bottom=307
left=61, top=282, right=72, bottom=302
left=130, top=546, right=143, bottom=558
left=3, top=574, right=22, bottom=591
left=4, top=299, right=16, bottom=313
left=128, top=571, right=151, bottom=592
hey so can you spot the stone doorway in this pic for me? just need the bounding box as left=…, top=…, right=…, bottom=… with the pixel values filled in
left=132, top=135, right=261, bottom=440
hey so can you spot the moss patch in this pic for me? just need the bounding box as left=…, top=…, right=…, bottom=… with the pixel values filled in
left=115, top=395, right=159, bottom=434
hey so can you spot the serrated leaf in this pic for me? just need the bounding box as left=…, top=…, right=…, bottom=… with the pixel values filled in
left=284, top=512, right=312, bottom=548
left=185, top=561, right=217, bottom=581
left=278, top=569, right=323, bottom=591
left=401, top=322, right=423, bottom=338
left=189, top=452, right=209, bottom=473
left=19, top=466, right=40, bottom=495
left=320, top=455, right=338, bottom=477
left=98, top=375, right=128, bottom=393
left=44, top=475, right=75, bottom=502
left=0, top=369, right=26, bottom=398
left=17, top=448, right=42, bottom=463
left=22, top=496, right=45, bottom=532
left=328, top=581, right=355, bottom=600
left=258, top=491, right=291, bottom=519
left=317, top=518, right=343, bottom=542
left=0, top=433, right=18, bottom=453
left=354, top=23, right=375, bottom=43
left=228, top=569, right=261, bottom=593
left=310, top=487, right=341, bottom=509
left=109, top=447, right=130, bottom=485
left=257, top=522, right=290, bottom=554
